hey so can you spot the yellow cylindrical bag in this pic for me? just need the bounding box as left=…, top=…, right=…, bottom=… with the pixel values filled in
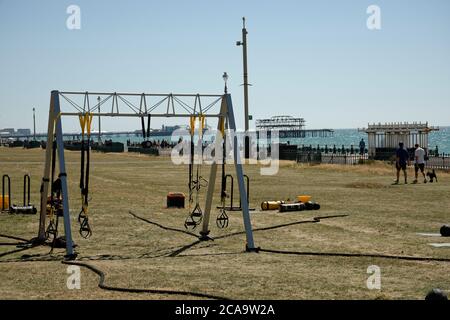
left=261, top=201, right=284, bottom=211
left=297, top=195, right=312, bottom=203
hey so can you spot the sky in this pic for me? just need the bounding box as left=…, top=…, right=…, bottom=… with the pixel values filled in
left=0, top=0, right=449, bottom=133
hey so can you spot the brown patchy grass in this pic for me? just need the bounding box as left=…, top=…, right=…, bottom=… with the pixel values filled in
left=344, top=182, right=387, bottom=189
left=0, top=147, right=449, bottom=300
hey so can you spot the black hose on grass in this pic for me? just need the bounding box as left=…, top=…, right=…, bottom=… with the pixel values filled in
left=62, top=260, right=230, bottom=300
left=258, top=248, right=450, bottom=263
left=1, top=212, right=448, bottom=299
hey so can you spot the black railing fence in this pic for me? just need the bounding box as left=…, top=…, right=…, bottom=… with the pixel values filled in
left=274, top=144, right=450, bottom=170
left=297, top=144, right=368, bottom=155
left=426, top=154, right=450, bottom=170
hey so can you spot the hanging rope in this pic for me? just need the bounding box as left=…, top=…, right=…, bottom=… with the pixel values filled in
left=185, top=115, right=208, bottom=230
left=78, top=113, right=93, bottom=239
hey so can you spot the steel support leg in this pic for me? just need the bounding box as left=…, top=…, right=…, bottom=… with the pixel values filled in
left=52, top=91, right=76, bottom=259
left=200, top=97, right=227, bottom=239
left=225, top=94, right=256, bottom=250
left=38, top=93, right=57, bottom=241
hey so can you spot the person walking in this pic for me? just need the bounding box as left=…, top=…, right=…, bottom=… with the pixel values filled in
left=413, top=143, right=427, bottom=184
left=359, top=138, right=366, bottom=155
left=394, top=142, right=410, bottom=185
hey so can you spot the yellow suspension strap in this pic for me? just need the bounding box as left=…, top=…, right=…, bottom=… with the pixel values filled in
left=78, top=113, right=94, bottom=238
left=199, top=114, right=206, bottom=139
left=198, top=114, right=208, bottom=189
left=189, top=116, right=196, bottom=136
left=184, top=115, right=208, bottom=230
left=187, top=115, right=196, bottom=208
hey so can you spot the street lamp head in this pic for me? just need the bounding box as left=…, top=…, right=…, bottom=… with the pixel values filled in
left=223, top=72, right=229, bottom=83
left=222, top=72, right=229, bottom=93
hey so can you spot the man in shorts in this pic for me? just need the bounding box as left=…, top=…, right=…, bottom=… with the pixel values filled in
left=394, top=142, right=410, bottom=185
left=413, top=143, right=427, bottom=184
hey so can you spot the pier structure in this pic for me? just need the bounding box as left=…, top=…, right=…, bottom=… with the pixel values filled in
left=256, top=116, right=333, bottom=139
left=359, top=122, right=439, bottom=159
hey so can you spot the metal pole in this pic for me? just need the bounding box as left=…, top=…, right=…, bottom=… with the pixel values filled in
left=33, top=107, right=36, bottom=141
left=97, top=96, right=101, bottom=143
left=52, top=91, right=76, bottom=259
left=225, top=94, right=256, bottom=250
left=242, top=18, right=249, bottom=133
left=237, top=17, right=250, bottom=159
left=200, top=97, right=227, bottom=239
left=38, top=96, right=56, bottom=241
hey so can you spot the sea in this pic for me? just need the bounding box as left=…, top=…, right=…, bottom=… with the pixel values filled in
left=99, top=126, right=450, bottom=154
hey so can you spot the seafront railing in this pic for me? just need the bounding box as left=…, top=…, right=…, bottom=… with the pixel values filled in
left=294, top=151, right=450, bottom=170
left=274, top=145, right=450, bottom=170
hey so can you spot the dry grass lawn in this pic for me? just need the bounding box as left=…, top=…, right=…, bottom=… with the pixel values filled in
left=0, top=147, right=449, bottom=300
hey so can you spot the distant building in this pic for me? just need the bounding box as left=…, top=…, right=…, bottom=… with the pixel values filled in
left=359, top=122, right=439, bottom=159
left=17, top=129, right=31, bottom=136
left=256, top=115, right=333, bottom=138
left=0, top=128, right=15, bottom=134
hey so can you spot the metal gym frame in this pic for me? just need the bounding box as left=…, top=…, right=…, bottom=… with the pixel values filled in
left=38, top=90, right=256, bottom=259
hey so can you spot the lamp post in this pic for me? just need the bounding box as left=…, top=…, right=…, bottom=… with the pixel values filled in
left=223, top=72, right=229, bottom=94
left=236, top=17, right=250, bottom=158
left=33, top=107, right=36, bottom=141
left=221, top=72, right=228, bottom=203
left=97, top=96, right=101, bottom=143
